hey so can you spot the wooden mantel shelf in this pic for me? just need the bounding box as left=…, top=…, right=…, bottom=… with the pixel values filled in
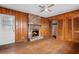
left=28, top=23, right=41, bottom=26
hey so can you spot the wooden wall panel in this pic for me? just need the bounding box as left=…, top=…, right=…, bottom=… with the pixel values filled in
left=0, top=7, right=28, bottom=42
left=40, top=18, right=51, bottom=38
left=57, top=19, right=63, bottom=40
left=65, top=18, right=72, bottom=41
left=73, top=17, right=79, bottom=43
left=49, top=9, right=79, bottom=42
left=48, top=19, right=52, bottom=38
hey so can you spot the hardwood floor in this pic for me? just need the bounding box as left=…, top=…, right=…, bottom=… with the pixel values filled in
left=0, top=39, right=79, bottom=54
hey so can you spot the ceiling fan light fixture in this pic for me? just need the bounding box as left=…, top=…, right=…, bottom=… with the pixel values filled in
left=45, top=8, right=48, bottom=11
left=39, top=4, right=55, bottom=13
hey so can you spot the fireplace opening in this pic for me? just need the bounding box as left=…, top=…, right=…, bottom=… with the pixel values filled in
left=32, top=30, right=39, bottom=37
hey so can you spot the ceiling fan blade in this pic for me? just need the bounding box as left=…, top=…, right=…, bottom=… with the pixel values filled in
left=48, top=9, right=52, bottom=12
left=48, top=4, right=54, bottom=8
left=40, top=9, right=45, bottom=13
left=39, top=5, right=45, bottom=8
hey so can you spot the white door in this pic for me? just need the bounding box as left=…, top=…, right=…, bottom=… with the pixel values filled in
left=0, top=14, right=15, bottom=45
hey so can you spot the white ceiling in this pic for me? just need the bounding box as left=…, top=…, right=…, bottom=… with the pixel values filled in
left=0, top=4, right=79, bottom=18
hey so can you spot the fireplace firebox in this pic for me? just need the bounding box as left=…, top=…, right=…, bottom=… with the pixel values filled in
left=32, top=30, right=39, bottom=37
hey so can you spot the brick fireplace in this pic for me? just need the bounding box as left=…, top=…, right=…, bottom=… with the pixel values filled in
left=28, top=14, right=44, bottom=41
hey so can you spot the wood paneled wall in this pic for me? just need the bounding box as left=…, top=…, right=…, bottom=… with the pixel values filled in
left=49, top=9, right=79, bottom=42
left=40, top=17, right=51, bottom=38
left=0, top=7, right=51, bottom=43
left=0, top=7, right=28, bottom=42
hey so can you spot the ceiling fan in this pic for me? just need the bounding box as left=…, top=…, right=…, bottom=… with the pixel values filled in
left=39, top=4, right=55, bottom=13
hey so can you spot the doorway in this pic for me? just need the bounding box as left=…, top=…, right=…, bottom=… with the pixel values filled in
left=0, top=14, right=15, bottom=45
left=52, top=20, right=57, bottom=39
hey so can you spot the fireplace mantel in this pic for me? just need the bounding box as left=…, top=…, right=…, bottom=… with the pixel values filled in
left=28, top=23, right=41, bottom=26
